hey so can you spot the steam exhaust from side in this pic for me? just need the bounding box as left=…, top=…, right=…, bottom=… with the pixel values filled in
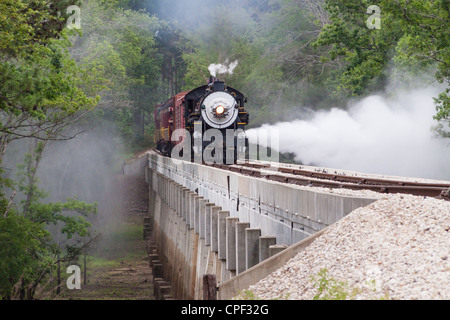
left=246, top=87, right=450, bottom=180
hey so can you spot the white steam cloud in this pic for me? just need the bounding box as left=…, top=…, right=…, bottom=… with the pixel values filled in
left=208, top=59, right=239, bottom=77
left=247, top=87, right=450, bottom=180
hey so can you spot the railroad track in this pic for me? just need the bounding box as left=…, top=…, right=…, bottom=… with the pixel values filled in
left=210, top=162, right=450, bottom=200
left=151, top=148, right=450, bottom=199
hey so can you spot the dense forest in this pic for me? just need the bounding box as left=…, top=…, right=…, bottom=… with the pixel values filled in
left=0, top=0, right=448, bottom=299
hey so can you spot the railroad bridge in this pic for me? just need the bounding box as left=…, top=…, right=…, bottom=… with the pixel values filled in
left=124, top=151, right=380, bottom=300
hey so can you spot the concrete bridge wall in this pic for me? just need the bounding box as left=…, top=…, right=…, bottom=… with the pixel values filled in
left=125, top=151, right=378, bottom=299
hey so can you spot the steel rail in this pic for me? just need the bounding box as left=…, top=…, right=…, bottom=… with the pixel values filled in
left=210, top=163, right=450, bottom=200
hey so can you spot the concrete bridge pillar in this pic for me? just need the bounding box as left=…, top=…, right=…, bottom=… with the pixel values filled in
left=218, top=211, right=230, bottom=260
left=165, top=177, right=170, bottom=205
left=199, top=199, right=207, bottom=239
left=188, top=192, right=196, bottom=229
left=175, top=183, right=180, bottom=213
left=205, top=203, right=214, bottom=246
left=181, top=188, right=189, bottom=221
left=210, top=206, right=221, bottom=252
left=159, top=176, right=164, bottom=203
left=178, top=184, right=183, bottom=215
left=169, top=181, right=174, bottom=210
left=269, top=244, right=288, bottom=257
left=259, top=236, right=277, bottom=262
left=194, top=196, right=203, bottom=233
left=226, top=217, right=239, bottom=271
left=168, top=180, right=172, bottom=209
left=246, top=228, right=261, bottom=270
left=164, top=177, right=168, bottom=204
left=236, top=222, right=250, bottom=274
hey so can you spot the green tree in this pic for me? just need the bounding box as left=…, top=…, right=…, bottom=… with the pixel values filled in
left=0, top=143, right=98, bottom=299
left=313, top=0, right=401, bottom=95
left=0, top=0, right=104, bottom=162
left=0, top=213, right=50, bottom=299
left=314, top=0, right=449, bottom=132
left=0, top=0, right=103, bottom=299
left=390, top=0, right=449, bottom=128
left=180, top=5, right=266, bottom=125
left=248, top=0, right=342, bottom=118
left=71, top=0, right=162, bottom=151
left=0, top=0, right=82, bottom=58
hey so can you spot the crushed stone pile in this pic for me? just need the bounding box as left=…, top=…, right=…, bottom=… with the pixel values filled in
left=237, top=194, right=450, bottom=300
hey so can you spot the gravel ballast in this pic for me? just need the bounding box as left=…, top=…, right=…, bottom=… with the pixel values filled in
left=237, top=194, right=450, bottom=300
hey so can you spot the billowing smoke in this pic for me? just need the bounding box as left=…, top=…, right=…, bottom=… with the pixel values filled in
left=247, top=86, right=450, bottom=180
left=208, top=59, right=239, bottom=77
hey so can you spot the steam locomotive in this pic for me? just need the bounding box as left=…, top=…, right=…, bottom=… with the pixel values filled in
left=154, top=77, right=249, bottom=164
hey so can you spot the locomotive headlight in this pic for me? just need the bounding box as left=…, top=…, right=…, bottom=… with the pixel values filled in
left=201, top=91, right=239, bottom=129
left=215, top=105, right=225, bottom=115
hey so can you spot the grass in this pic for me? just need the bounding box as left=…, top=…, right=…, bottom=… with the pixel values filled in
left=95, top=222, right=144, bottom=260
left=311, top=268, right=358, bottom=300
left=56, top=219, right=152, bottom=300
left=311, top=268, right=391, bottom=300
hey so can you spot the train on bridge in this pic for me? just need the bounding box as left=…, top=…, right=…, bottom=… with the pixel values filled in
left=154, top=77, right=250, bottom=163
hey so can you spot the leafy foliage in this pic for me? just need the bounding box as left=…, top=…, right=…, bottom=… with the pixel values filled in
left=314, top=0, right=449, bottom=132
left=70, top=0, right=162, bottom=150
left=0, top=0, right=100, bottom=299
left=0, top=143, right=98, bottom=299
left=0, top=213, right=51, bottom=299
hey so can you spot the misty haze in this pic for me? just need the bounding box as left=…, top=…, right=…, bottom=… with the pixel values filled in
left=1, top=0, right=448, bottom=303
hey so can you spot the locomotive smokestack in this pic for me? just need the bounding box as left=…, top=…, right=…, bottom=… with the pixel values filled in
left=213, top=80, right=225, bottom=92
left=207, top=76, right=225, bottom=91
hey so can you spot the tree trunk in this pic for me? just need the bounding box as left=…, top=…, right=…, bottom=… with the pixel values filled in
left=84, top=250, right=87, bottom=285
left=56, top=251, right=61, bottom=295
